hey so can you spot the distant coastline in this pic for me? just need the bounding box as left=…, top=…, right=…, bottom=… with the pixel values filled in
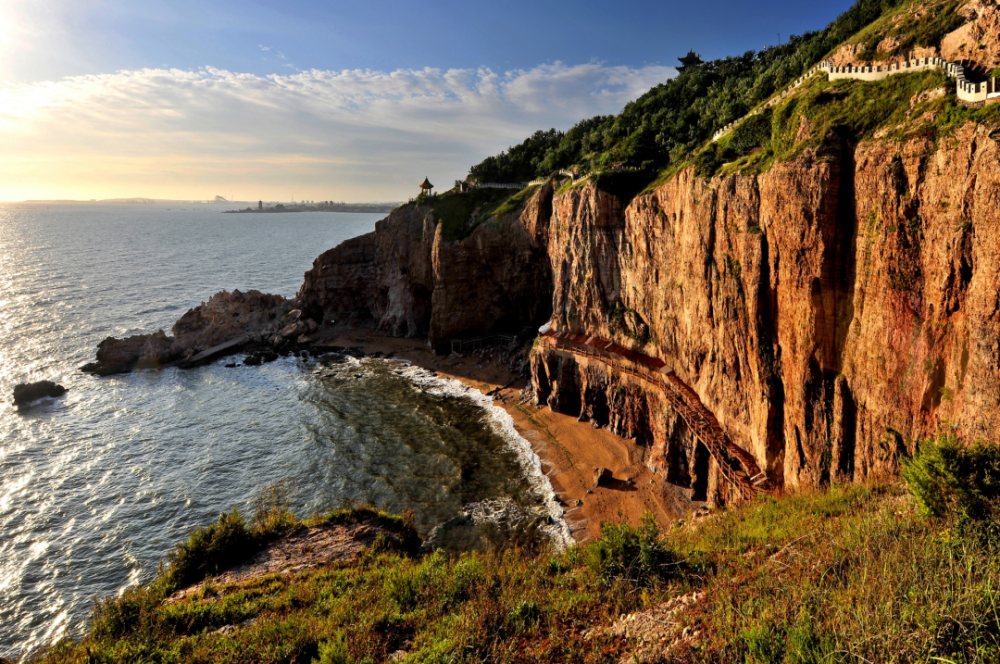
left=226, top=201, right=400, bottom=214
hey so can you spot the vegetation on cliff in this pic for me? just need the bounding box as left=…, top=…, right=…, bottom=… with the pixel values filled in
left=35, top=438, right=1000, bottom=663
left=468, top=0, right=985, bottom=188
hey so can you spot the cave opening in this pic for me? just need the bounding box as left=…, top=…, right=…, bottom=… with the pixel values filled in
left=691, top=441, right=710, bottom=502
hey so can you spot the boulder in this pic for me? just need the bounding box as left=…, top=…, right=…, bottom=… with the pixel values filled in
left=280, top=321, right=307, bottom=339
left=14, top=381, right=67, bottom=406
left=593, top=467, right=613, bottom=487
left=82, top=331, right=176, bottom=375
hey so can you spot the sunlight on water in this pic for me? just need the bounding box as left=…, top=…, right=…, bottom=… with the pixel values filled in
left=0, top=204, right=563, bottom=659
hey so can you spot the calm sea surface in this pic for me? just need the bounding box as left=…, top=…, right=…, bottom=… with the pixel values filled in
left=0, top=203, right=565, bottom=659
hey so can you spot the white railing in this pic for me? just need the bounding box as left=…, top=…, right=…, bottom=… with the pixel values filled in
left=713, top=55, right=1000, bottom=142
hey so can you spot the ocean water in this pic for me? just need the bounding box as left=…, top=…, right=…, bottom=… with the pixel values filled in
left=0, top=203, right=566, bottom=659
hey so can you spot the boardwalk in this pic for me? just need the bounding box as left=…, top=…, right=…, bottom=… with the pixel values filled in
left=538, top=328, right=770, bottom=503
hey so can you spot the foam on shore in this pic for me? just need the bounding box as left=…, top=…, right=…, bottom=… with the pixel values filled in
left=392, top=362, right=574, bottom=550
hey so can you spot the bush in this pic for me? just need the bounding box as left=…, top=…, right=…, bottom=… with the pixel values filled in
left=586, top=512, right=677, bottom=586
left=903, top=433, right=1000, bottom=519
left=729, top=110, right=773, bottom=156
left=250, top=480, right=296, bottom=539
left=166, top=508, right=253, bottom=587
left=314, top=632, right=350, bottom=664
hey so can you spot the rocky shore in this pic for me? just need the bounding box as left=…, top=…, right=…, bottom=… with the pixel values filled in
left=80, top=289, right=316, bottom=375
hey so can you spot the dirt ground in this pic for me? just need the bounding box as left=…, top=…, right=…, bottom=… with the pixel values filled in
left=313, top=326, right=700, bottom=543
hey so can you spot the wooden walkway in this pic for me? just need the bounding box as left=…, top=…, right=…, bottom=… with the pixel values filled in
left=539, top=329, right=771, bottom=503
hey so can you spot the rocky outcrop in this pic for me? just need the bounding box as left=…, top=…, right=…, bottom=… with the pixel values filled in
left=942, top=0, right=1000, bottom=69
left=429, top=184, right=553, bottom=349
left=83, top=289, right=293, bottom=375
left=532, top=122, right=1000, bottom=494
left=298, top=184, right=555, bottom=351
left=13, top=381, right=67, bottom=406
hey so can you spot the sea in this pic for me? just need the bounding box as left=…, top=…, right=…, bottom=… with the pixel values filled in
left=0, top=203, right=568, bottom=659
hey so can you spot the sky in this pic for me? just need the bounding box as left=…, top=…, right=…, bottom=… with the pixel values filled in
left=0, top=0, right=857, bottom=202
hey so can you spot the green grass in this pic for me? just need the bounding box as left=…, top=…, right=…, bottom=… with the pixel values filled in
left=33, top=470, right=1000, bottom=664
left=684, top=65, right=1000, bottom=181
left=416, top=188, right=530, bottom=241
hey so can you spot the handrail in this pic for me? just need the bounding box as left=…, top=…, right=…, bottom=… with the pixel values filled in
left=538, top=331, right=768, bottom=502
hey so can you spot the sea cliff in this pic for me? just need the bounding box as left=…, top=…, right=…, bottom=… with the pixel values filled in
left=296, top=121, right=1000, bottom=503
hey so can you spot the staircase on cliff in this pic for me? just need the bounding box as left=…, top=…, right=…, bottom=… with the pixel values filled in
left=537, top=327, right=771, bottom=503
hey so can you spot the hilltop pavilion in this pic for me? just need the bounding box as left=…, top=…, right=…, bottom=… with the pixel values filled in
left=678, top=50, right=704, bottom=70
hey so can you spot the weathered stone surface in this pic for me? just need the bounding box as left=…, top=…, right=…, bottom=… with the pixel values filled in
left=171, top=289, right=290, bottom=354
left=533, top=123, right=1000, bottom=493
left=298, top=185, right=555, bottom=349
left=13, top=381, right=67, bottom=406
left=82, top=331, right=176, bottom=375
left=84, top=289, right=292, bottom=375
left=594, top=467, right=613, bottom=487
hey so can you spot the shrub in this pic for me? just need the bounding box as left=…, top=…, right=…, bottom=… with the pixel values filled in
left=166, top=508, right=253, bottom=588
left=729, top=110, right=773, bottom=156
left=314, top=632, right=350, bottom=664
left=586, top=512, right=676, bottom=586
left=250, top=480, right=297, bottom=539
left=902, top=433, right=1000, bottom=519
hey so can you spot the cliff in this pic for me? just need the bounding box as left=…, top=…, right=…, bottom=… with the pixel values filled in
left=298, top=184, right=555, bottom=351
left=531, top=119, right=1000, bottom=497
left=298, top=111, right=1000, bottom=503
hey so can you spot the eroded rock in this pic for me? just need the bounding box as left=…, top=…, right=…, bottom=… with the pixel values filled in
left=13, top=381, right=67, bottom=406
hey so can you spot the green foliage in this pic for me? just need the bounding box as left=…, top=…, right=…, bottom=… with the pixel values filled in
left=419, top=188, right=524, bottom=241
left=314, top=632, right=350, bottom=664
left=468, top=0, right=920, bottom=186
left=34, top=484, right=1000, bottom=664
left=325, top=505, right=421, bottom=555
left=729, top=110, right=773, bottom=156
left=586, top=512, right=676, bottom=586
left=903, top=433, right=1000, bottom=519
left=250, top=480, right=297, bottom=539
left=468, top=129, right=565, bottom=183
left=166, top=507, right=254, bottom=588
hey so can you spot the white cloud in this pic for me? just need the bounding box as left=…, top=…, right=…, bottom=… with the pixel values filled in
left=0, top=61, right=675, bottom=201
left=258, top=45, right=270, bottom=51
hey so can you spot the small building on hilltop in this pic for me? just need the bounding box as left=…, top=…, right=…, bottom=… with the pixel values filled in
left=419, top=177, right=434, bottom=197
left=678, top=50, right=704, bottom=70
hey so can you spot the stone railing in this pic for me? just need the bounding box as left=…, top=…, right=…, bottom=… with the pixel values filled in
left=712, top=55, right=1000, bottom=142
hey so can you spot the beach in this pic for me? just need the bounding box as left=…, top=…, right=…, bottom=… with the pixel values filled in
left=322, top=328, right=699, bottom=542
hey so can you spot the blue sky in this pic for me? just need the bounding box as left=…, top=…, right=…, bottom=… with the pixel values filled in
left=0, top=0, right=858, bottom=201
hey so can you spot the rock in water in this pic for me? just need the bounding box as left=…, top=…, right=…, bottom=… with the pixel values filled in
left=81, top=331, right=175, bottom=376
left=13, top=381, right=67, bottom=406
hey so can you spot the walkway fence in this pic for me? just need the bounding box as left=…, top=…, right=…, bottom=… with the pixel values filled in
left=713, top=55, right=1000, bottom=142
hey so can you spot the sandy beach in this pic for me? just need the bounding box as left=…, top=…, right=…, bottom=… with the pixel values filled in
left=315, top=327, right=698, bottom=543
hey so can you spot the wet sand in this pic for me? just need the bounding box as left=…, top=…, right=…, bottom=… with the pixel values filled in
left=315, top=328, right=698, bottom=543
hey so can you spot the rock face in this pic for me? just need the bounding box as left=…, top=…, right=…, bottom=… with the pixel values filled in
left=533, top=122, right=1000, bottom=494
left=298, top=184, right=555, bottom=350
left=13, top=381, right=67, bottom=406
left=83, top=289, right=293, bottom=375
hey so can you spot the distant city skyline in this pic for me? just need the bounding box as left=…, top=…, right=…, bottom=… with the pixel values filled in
left=0, top=0, right=856, bottom=202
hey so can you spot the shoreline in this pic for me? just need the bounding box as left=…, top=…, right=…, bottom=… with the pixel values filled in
left=317, top=327, right=699, bottom=543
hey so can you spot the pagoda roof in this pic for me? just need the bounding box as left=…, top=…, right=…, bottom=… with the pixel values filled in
left=678, top=50, right=703, bottom=68
left=420, top=177, right=434, bottom=189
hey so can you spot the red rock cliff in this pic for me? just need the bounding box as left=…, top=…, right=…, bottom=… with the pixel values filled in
left=298, top=184, right=555, bottom=349
left=535, top=123, right=1000, bottom=492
